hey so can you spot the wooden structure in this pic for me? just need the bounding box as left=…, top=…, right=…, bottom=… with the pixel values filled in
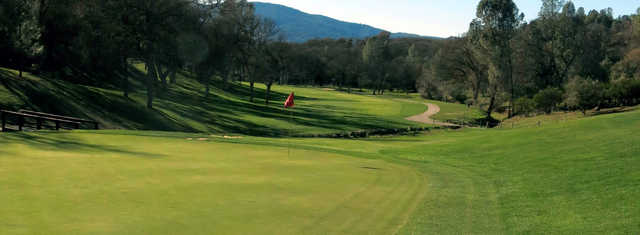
left=19, top=110, right=99, bottom=130
left=1, top=110, right=99, bottom=132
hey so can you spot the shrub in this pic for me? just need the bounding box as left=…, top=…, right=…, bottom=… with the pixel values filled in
left=565, top=76, right=605, bottom=114
left=609, top=79, right=640, bottom=106
left=514, top=97, right=535, bottom=116
left=450, top=88, right=468, bottom=104
left=533, top=88, right=563, bottom=114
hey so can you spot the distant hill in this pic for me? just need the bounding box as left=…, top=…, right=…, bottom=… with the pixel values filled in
left=252, top=2, right=439, bottom=42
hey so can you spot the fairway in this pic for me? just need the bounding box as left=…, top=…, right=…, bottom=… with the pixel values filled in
left=2, top=0, right=639, bottom=233
left=1, top=105, right=639, bottom=234
left=0, top=131, right=426, bottom=234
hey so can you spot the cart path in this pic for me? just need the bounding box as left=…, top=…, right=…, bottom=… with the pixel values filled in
left=406, top=103, right=460, bottom=126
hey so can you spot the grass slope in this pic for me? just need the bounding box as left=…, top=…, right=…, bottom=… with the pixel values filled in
left=0, top=67, right=428, bottom=136
left=276, top=109, right=640, bottom=234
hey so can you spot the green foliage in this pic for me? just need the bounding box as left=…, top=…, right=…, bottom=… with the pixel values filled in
left=470, top=0, right=524, bottom=117
left=362, top=32, right=392, bottom=94
left=0, top=0, right=41, bottom=74
left=565, top=76, right=605, bottom=114
left=610, top=48, right=640, bottom=80
left=608, top=78, right=640, bottom=106
left=514, top=97, right=536, bottom=116
left=534, top=87, right=563, bottom=114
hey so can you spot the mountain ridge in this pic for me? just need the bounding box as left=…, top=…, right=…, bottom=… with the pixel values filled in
left=252, top=2, right=440, bottom=42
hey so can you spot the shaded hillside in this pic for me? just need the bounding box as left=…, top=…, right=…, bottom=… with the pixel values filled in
left=0, top=67, right=429, bottom=136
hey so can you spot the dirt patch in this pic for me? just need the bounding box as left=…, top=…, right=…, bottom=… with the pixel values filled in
left=210, top=135, right=243, bottom=139
left=405, top=103, right=459, bottom=126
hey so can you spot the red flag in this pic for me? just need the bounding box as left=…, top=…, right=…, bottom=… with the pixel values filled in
left=284, top=92, right=295, bottom=108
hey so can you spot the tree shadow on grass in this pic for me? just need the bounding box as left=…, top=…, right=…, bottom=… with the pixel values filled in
left=0, top=132, right=165, bottom=158
left=156, top=86, right=413, bottom=135
left=0, top=71, right=189, bottom=131
left=2, top=68, right=420, bottom=136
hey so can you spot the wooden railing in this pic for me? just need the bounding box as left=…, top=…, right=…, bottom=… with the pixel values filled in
left=1, top=110, right=98, bottom=132
left=19, top=110, right=99, bottom=130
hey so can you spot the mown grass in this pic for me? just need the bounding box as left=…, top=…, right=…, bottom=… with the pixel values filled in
left=0, top=130, right=426, bottom=234
left=1, top=107, right=638, bottom=234
left=273, top=109, right=640, bottom=234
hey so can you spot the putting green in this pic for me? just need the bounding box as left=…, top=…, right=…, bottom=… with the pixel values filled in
left=0, top=132, right=426, bottom=234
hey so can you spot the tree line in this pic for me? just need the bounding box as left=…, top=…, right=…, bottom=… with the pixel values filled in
left=1, top=0, right=287, bottom=107
left=425, top=0, right=640, bottom=118
left=0, top=0, right=435, bottom=109
left=1, top=0, right=639, bottom=120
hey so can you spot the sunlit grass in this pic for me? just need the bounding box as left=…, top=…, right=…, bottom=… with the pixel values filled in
left=0, top=130, right=425, bottom=234
left=1, top=105, right=638, bottom=234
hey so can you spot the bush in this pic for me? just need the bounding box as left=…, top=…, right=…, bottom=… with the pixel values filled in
left=608, top=79, right=640, bottom=106
left=514, top=97, right=536, bottom=116
left=533, top=88, right=563, bottom=114
left=565, top=76, right=605, bottom=114
left=449, top=88, right=468, bottom=104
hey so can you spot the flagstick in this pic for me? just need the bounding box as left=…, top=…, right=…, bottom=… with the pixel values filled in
left=288, top=107, right=292, bottom=158
left=284, top=92, right=294, bottom=158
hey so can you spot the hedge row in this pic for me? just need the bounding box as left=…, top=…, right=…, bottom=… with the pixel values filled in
left=292, top=126, right=461, bottom=139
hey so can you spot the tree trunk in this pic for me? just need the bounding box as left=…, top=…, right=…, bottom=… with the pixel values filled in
left=508, top=60, right=514, bottom=118
left=19, top=69, right=23, bottom=78
left=123, top=76, right=129, bottom=98
left=146, top=71, right=154, bottom=109
left=250, top=81, right=255, bottom=102
left=157, top=66, right=171, bottom=90
left=170, top=70, right=176, bottom=84
left=204, top=78, right=210, bottom=98
left=146, top=59, right=156, bottom=109
left=486, top=88, right=497, bottom=118
left=265, top=83, right=272, bottom=105
left=472, top=75, right=481, bottom=105
left=161, top=74, right=168, bottom=89
left=122, top=57, right=129, bottom=98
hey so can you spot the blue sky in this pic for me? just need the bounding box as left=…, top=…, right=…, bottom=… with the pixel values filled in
left=253, top=0, right=639, bottom=37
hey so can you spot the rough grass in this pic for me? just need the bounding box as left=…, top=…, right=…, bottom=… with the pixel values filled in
left=500, top=105, right=640, bottom=129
